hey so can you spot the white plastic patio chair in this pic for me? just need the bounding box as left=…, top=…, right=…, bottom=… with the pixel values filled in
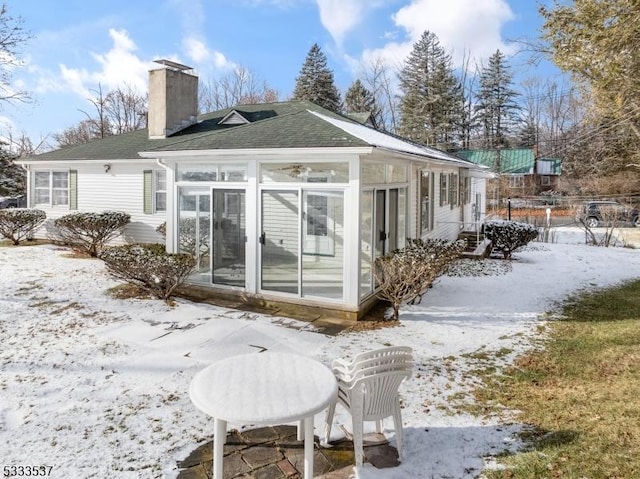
left=324, top=346, right=413, bottom=466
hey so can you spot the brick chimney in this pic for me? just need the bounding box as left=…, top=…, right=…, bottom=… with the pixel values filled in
left=148, top=60, right=198, bottom=139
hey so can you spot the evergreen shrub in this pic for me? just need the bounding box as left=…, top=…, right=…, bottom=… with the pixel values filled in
left=53, top=211, right=130, bottom=257
left=484, top=220, right=538, bottom=259
left=0, top=208, right=46, bottom=245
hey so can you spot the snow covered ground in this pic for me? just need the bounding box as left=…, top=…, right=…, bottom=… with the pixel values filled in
left=2, top=228, right=640, bottom=478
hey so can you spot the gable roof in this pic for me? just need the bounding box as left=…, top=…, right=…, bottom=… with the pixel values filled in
left=22, top=100, right=478, bottom=169
left=456, top=148, right=536, bottom=174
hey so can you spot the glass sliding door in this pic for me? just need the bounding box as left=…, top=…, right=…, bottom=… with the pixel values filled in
left=211, top=189, right=246, bottom=287
left=302, top=190, right=344, bottom=299
left=261, top=190, right=299, bottom=294
left=360, top=190, right=374, bottom=298
left=178, top=187, right=211, bottom=282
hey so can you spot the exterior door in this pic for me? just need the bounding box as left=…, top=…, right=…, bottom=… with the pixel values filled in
left=260, top=190, right=299, bottom=294
left=211, top=189, right=246, bottom=287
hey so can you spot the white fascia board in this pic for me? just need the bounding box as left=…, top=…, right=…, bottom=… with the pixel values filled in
left=138, top=146, right=374, bottom=159
left=16, top=158, right=157, bottom=165
left=371, top=146, right=487, bottom=170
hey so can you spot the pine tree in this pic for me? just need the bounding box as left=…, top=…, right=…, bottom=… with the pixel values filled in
left=0, top=144, right=25, bottom=197
left=292, top=43, right=342, bottom=113
left=474, top=50, right=520, bottom=148
left=397, top=31, right=464, bottom=149
left=344, top=79, right=375, bottom=113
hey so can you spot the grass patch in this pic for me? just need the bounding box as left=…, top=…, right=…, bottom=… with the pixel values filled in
left=480, top=279, right=640, bottom=478
left=0, top=238, right=51, bottom=247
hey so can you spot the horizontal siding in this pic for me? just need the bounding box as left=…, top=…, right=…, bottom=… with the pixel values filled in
left=30, top=163, right=165, bottom=244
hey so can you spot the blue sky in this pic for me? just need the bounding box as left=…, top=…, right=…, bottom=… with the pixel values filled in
left=3, top=0, right=562, bottom=149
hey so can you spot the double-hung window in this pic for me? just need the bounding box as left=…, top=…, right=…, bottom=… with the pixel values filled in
left=155, top=170, right=166, bottom=212
left=34, top=171, right=69, bottom=206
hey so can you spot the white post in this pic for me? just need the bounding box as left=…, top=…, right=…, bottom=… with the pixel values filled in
left=303, top=415, right=314, bottom=479
left=214, top=418, right=227, bottom=479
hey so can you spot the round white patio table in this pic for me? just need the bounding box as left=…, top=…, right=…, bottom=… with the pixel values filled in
left=189, top=352, right=338, bottom=479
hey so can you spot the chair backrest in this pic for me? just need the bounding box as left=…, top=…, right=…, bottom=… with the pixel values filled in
left=333, top=346, right=412, bottom=376
left=349, top=369, right=411, bottom=420
left=350, top=346, right=413, bottom=368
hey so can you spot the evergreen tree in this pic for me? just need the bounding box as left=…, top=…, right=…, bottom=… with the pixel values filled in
left=292, top=43, right=342, bottom=113
left=474, top=50, right=520, bottom=148
left=344, top=79, right=375, bottom=114
left=397, top=31, right=464, bottom=150
left=0, top=144, right=25, bottom=197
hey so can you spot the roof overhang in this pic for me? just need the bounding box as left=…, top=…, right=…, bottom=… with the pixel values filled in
left=138, top=146, right=375, bottom=159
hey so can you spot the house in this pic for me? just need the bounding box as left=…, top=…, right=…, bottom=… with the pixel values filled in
left=19, top=61, right=489, bottom=320
left=456, top=148, right=562, bottom=204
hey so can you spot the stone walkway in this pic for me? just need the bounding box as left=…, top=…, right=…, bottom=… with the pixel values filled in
left=176, top=425, right=400, bottom=478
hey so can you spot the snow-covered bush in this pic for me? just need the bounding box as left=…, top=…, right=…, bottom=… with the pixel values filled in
left=0, top=208, right=46, bottom=245
left=53, top=211, right=130, bottom=257
left=373, top=238, right=466, bottom=320
left=99, top=243, right=196, bottom=301
left=484, top=220, right=538, bottom=259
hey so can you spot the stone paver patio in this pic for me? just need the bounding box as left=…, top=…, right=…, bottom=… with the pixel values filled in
left=176, top=425, right=400, bottom=478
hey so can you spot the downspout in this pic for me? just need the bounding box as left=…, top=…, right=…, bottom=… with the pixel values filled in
left=20, top=164, right=30, bottom=207
left=155, top=159, right=174, bottom=252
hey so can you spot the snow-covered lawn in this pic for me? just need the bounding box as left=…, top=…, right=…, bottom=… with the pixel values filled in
left=2, top=229, right=640, bottom=478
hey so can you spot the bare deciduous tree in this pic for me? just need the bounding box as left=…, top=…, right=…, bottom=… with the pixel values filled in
left=199, top=65, right=279, bottom=112
left=0, top=3, right=31, bottom=106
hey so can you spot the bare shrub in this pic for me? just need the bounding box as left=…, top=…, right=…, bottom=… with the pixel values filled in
left=155, top=219, right=209, bottom=256
left=579, top=205, right=620, bottom=247
left=484, top=220, right=539, bottom=259
left=99, top=243, right=196, bottom=301
left=373, top=239, right=466, bottom=320
left=0, top=208, right=46, bottom=245
left=53, top=211, right=130, bottom=257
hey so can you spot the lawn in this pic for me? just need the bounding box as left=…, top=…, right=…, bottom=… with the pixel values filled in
left=480, top=280, right=640, bottom=478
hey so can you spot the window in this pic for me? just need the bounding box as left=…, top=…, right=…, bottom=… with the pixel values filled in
left=449, top=173, right=459, bottom=208
left=509, top=175, right=525, bottom=189
left=144, top=169, right=166, bottom=214
left=155, top=170, right=166, bottom=212
left=460, top=176, right=471, bottom=204
left=420, top=171, right=433, bottom=234
left=439, top=173, right=448, bottom=206
left=34, top=171, right=69, bottom=206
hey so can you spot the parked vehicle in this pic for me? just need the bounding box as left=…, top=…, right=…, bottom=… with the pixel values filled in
left=576, top=200, right=640, bottom=228
left=0, top=195, right=26, bottom=209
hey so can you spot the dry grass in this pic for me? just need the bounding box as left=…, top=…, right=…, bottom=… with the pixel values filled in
left=480, top=280, right=640, bottom=478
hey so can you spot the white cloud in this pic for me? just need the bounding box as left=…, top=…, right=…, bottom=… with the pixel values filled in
left=58, top=28, right=150, bottom=99
left=315, top=0, right=367, bottom=46
left=359, top=0, right=515, bottom=72
left=182, top=36, right=235, bottom=71
left=183, top=37, right=210, bottom=64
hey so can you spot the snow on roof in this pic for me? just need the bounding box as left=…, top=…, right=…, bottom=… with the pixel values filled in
left=309, top=110, right=479, bottom=167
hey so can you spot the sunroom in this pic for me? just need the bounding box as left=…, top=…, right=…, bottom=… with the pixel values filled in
left=142, top=138, right=485, bottom=320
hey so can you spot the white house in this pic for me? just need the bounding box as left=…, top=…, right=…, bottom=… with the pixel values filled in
left=19, top=61, right=489, bottom=320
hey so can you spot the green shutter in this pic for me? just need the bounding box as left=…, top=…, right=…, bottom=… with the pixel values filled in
left=143, top=170, right=152, bottom=214
left=69, top=170, right=78, bottom=210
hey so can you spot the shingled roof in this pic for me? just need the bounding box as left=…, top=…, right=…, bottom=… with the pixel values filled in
left=25, top=100, right=476, bottom=168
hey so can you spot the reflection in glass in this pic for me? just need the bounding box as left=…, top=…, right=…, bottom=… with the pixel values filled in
left=360, top=190, right=373, bottom=298
left=212, top=190, right=246, bottom=287
left=302, top=191, right=344, bottom=299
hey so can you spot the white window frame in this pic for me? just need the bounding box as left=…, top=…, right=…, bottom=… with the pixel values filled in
left=154, top=169, right=167, bottom=212
left=34, top=170, right=69, bottom=207
left=509, top=175, right=525, bottom=189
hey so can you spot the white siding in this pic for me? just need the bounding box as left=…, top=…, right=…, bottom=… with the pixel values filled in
left=29, top=162, right=165, bottom=244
